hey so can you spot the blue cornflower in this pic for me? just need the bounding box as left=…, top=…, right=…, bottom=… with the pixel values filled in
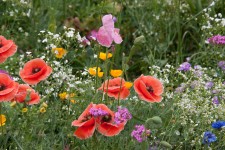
left=212, top=121, right=225, bottom=129
left=202, top=131, right=217, bottom=145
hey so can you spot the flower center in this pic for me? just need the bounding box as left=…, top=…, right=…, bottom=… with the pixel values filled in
left=101, top=115, right=112, bottom=123
left=32, top=68, right=41, bottom=74
left=146, top=86, right=153, bottom=93
left=0, top=84, right=6, bottom=91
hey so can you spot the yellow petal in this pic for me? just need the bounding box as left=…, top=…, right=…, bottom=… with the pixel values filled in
left=110, top=69, right=123, bottom=78
left=125, top=82, right=133, bottom=89
left=99, top=52, right=113, bottom=60
left=0, top=114, right=6, bottom=126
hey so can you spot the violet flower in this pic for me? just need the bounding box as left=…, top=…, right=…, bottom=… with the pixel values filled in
left=131, top=125, right=150, bottom=142
left=114, top=106, right=132, bottom=124
left=178, top=62, right=191, bottom=71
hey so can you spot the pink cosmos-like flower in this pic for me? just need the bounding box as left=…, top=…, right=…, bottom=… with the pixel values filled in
left=97, top=14, right=122, bottom=47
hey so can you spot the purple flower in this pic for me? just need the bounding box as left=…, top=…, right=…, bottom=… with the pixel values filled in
left=89, top=108, right=108, bottom=117
left=178, top=62, right=191, bottom=71
left=212, top=96, right=219, bottom=105
left=114, top=107, right=132, bottom=124
left=218, top=61, right=225, bottom=70
left=0, top=70, right=13, bottom=79
left=194, top=70, right=203, bottom=77
left=212, top=90, right=219, bottom=94
left=212, top=121, right=225, bottom=129
left=175, top=83, right=186, bottom=93
left=112, top=17, right=117, bottom=23
left=205, top=81, right=214, bottom=89
left=131, top=125, right=150, bottom=142
left=208, top=35, right=225, bottom=45
left=202, top=131, right=217, bottom=145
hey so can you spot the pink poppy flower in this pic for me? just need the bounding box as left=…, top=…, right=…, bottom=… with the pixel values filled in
left=0, top=36, right=17, bottom=63
left=97, top=14, right=122, bottom=47
left=72, top=103, right=126, bottom=140
left=14, top=84, right=40, bottom=105
left=19, top=58, right=52, bottom=85
left=134, top=75, right=163, bottom=103
left=98, top=77, right=130, bottom=100
left=0, top=73, right=19, bottom=102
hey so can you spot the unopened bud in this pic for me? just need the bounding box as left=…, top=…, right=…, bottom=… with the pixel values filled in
left=159, top=141, right=172, bottom=149
left=134, top=35, right=145, bottom=46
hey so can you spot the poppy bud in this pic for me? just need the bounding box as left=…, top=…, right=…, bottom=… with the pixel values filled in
left=159, top=141, right=172, bottom=149
left=134, top=35, right=145, bottom=46
left=151, top=116, right=162, bottom=124
left=145, top=116, right=162, bottom=128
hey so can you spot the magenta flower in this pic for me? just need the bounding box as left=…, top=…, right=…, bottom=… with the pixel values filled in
left=131, top=125, right=150, bottom=142
left=96, top=14, right=122, bottom=47
left=208, top=35, right=225, bottom=45
left=114, top=106, right=132, bottom=124
left=89, top=107, right=108, bottom=117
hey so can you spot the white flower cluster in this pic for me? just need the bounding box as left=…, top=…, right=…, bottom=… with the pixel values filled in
left=200, top=0, right=225, bottom=36
left=149, top=64, right=225, bottom=146
left=1, top=0, right=31, bottom=17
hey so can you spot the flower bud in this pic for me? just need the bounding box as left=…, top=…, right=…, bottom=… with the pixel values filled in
left=159, top=141, right=172, bottom=149
left=134, top=35, right=145, bottom=46
left=151, top=116, right=162, bottom=124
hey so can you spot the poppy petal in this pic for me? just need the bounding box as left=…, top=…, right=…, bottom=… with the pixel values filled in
left=97, top=122, right=125, bottom=137
left=74, top=118, right=96, bottom=140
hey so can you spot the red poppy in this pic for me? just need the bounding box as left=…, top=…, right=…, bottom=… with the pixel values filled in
left=19, top=58, right=52, bottom=85
left=98, top=77, right=130, bottom=100
left=95, top=104, right=125, bottom=137
left=134, top=75, right=163, bottom=103
left=14, top=84, right=40, bottom=105
left=72, top=103, right=126, bottom=140
left=0, top=73, right=19, bottom=102
left=72, top=103, right=96, bottom=140
left=0, top=36, right=17, bottom=63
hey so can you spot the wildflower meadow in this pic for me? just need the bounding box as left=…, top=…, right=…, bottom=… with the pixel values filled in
left=1, top=0, right=225, bottom=149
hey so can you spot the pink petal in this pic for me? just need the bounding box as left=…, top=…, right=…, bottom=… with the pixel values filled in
left=97, top=27, right=113, bottom=47
left=113, top=28, right=123, bottom=44
left=102, top=14, right=114, bottom=30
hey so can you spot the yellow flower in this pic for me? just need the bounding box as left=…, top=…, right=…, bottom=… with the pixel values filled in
left=99, top=52, right=112, bottom=60
left=125, top=82, right=133, bottom=89
left=0, top=114, right=6, bottom=126
left=70, top=99, right=76, bottom=104
left=59, top=92, right=68, bottom=100
left=41, top=102, right=48, bottom=108
left=88, top=67, right=104, bottom=77
left=22, top=108, right=28, bottom=113
left=110, top=69, right=123, bottom=78
left=40, top=107, right=46, bottom=113
left=70, top=93, right=76, bottom=98
left=52, top=48, right=67, bottom=58
left=10, top=101, right=17, bottom=107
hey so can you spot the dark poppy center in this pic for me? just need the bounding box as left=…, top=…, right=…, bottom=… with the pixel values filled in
left=0, top=84, right=6, bottom=91
left=101, top=115, right=112, bottom=122
left=146, top=86, right=154, bottom=93
left=32, top=68, right=41, bottom=74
